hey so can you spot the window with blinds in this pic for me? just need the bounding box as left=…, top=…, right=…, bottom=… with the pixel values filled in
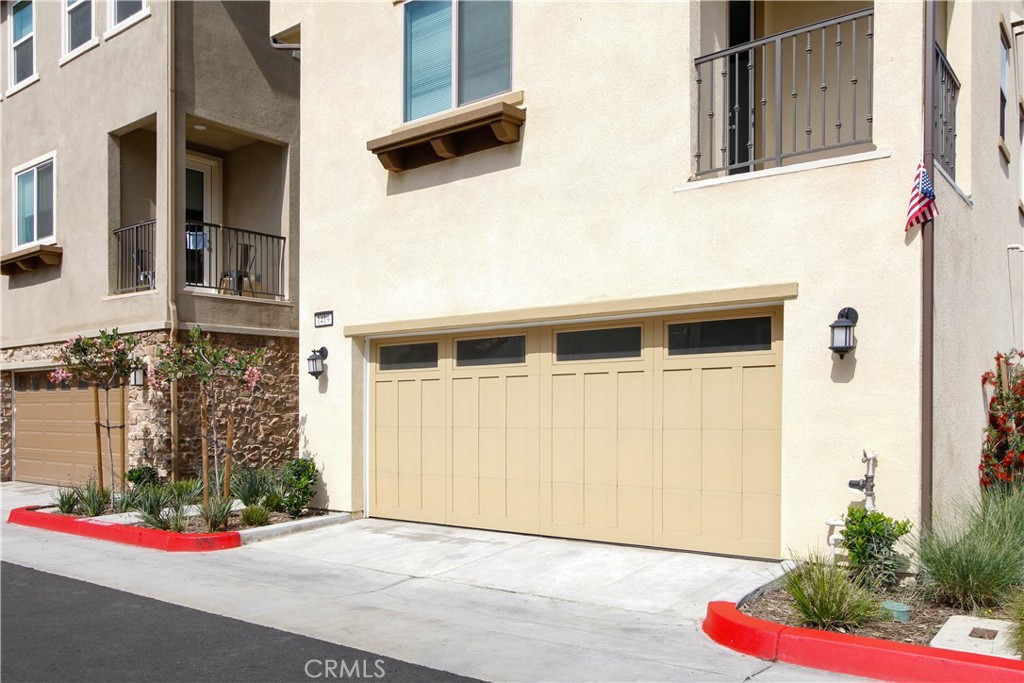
left=404, top=0, right=512, bottom=122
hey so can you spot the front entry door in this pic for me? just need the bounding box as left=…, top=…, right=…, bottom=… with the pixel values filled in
left=184, top=155, right=220, bottom=287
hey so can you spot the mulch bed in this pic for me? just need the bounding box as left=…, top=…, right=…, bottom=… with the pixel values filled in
left=741, top=583, right=1012, bottom=646
left=178, top=508, right=325, bottom=534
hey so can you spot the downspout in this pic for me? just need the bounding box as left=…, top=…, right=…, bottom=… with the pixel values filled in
left=921, top=1, right=936, bottom=531
left=167, top=0, right=180, bottom=482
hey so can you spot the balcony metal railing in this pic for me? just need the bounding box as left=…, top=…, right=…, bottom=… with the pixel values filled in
left=933, top=44, right=960, bottom=180
left=113, top=220, right=156, bottom=294
left=184, top=221, right=286, bottom=300
left=694, top=8, right=874, bottom=177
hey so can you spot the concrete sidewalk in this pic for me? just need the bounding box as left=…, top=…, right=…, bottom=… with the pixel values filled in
left=1, top=482, right=858, bottom=682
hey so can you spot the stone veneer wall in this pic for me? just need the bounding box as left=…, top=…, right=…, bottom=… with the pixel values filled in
left=0, top=372, right=11, bottom=480
left=0, top=330, right=299, bottom=482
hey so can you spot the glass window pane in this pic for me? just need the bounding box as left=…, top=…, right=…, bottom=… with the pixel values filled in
left=36, top=161, right=54, bottom=239
left=68, top=1, right=92, bottom=52
left=16, top=170, right=35, bottom=245
left=12, top=1, right=32, bottom=43
left=14, top=39, right=33, bottom=83
left=115, top=0, right=142, bottom=24
left=667, top=317, right=771, bottom=355
left=405, top=0, right=452, bottom=121
left=458, top=0, right=511, bottom=105
left=556, top=327, right=641, bottom=362
left=380, top=342, right=438, bottom=370
left=185, top=168, right=205, bottom=221
left=456, top=335, right=525, bottom=366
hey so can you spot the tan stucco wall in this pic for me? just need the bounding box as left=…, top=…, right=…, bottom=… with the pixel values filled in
left=174, top=0, right=301, bottom=329
left=119, top=128, right=158, bottom=227
left=1, top=1, right=300, bottom=349
left=1, top=0, right=171, bottom=344
left=932, top=1, right=1024, bottom=511
left=287, top=0, right=935, bottom=554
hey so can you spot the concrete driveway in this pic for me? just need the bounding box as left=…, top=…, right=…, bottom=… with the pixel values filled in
left=1, top=482, right=857, bottom=682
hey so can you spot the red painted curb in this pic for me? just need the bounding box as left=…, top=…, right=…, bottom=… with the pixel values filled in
left=7, top=506, right=241, bottom=552
left=704, top=602, right=1024, bottom=683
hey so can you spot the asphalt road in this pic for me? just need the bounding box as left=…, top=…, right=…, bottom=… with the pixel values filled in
left=1, top=561, right=479, bottom=683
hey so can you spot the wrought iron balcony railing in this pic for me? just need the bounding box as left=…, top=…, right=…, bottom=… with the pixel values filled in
left=934, top=44, right=960, bottom=180
left=184, top=221, right=286, bottom=300
left=694, top=8, right=874, bottom=177
left=113, top=220, right=156, bottom=294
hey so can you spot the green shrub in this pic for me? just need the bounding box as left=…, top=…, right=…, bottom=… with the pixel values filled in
left=200, top=495, right=235, bottom=533
left=76, top=481, right=111, bottom=517
left=782, top=550, right=880, bottom=630
left=841, top=506, right=912, bottom=587
left=167, top=478, right=203, bottom=508
left=917, top=489, right=1024, bottom=610
left=139, top=501, right=189, bottom=532
left=53, top=487, right=80, bottom=515
left=241, top=504, right=270, bottom=527
left=111, top=486, right=143, bottom=514
left=282, top=458, right=318, bottom=517
left=134, top=484, right=172, bottom=517
left=126, top=464, right=160, bottom=488
left=263, top=486, right=286, bottom=513
left=231, top=468, right=271, bottom=506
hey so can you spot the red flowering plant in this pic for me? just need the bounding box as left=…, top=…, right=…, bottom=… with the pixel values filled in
left=980, top=350, right=1024, bottom=491
left=50, top=329, right=142, bottom=492
left=150, top=326, right=266, bottom=502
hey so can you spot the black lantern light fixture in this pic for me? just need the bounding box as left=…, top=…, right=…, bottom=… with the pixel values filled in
left=129, top=366, right=146, bottom=387
left=828, top=307, right=859, bottom=358
left=307, top=347, right=328, bottom=379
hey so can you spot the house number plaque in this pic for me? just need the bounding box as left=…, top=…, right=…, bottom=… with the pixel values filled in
left=314, top=310, right=334, bottom=328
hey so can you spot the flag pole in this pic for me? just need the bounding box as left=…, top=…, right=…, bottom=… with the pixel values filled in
left=920, top=0, right=936, bottom=532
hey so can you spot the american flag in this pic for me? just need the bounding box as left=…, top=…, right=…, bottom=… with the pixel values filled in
left=905, top=160, right=939, bottom=231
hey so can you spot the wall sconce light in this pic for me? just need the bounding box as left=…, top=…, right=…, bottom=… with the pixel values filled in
left=128, top=366, right=146, bottom=387
left=307, top=347, right=328, bottom=379
left=828, top=308, right=859, bottom=359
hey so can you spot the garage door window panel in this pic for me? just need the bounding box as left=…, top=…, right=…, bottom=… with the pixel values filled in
left=555, top=326, right=642, bottom=362
left=667, top=316, right=771, bottom=356
left=379, top=342, right=439, bottom=371
left=456, top=335, right=525, bottom=366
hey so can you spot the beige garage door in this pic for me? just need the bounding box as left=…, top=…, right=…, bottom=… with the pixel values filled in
left=370, top=308, right=781, bottom=558
left=13, top=371, right=124, bottom=486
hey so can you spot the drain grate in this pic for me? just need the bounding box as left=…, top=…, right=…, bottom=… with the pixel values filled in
left=968, top=627, right=999, bottom=640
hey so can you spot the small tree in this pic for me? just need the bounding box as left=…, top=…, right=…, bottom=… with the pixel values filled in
left=980, top=351, right=1024, bottom=491
left=150, top=327, right=265, bottom=503
left=50, top=329, right=140, bottom=492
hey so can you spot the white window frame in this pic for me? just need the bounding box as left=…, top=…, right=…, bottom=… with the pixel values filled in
left=7, top=0, right=38, bottom=96
left=105, top=0, right=150, bottom=41
left=402, top=0, right=514, bottom=122
left=12, top=152, right=58, bottom=250
left=61, top=0, right=99, bottom=64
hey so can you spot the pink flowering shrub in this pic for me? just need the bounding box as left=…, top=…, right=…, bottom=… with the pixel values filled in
left=149, top=327, right=267, bottom=497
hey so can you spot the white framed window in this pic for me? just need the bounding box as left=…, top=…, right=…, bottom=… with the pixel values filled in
left=64, top=0, right=95, bottom=56
left=111, top=0, right=143, bottom=27
left=107, top=0, right=148, bottom=37
left=13, top=154, right=56, bottom=249
left=9, top=0, right=35, bottom=88
left=403, top=0, right=512, bottom=122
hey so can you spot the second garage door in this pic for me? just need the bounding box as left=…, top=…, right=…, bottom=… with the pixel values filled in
left=370, top=308, right=781, bottom=558
left=13, top=371, right=124, bottom=486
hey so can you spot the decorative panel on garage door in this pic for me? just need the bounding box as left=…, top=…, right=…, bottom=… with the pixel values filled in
left=368, top=308, right=782, bottom=558
left=545, top=321, right=655, bottom=545
left=13, top=371, right=124, bottom=486
left=370, top=338, right=448, bottom=524
left=449, top=330, right=541, bottom=533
